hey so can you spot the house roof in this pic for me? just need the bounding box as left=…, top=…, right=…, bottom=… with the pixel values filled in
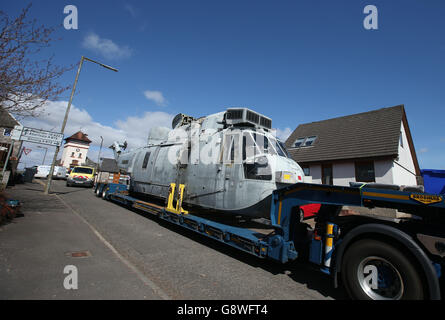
left=65, top=131, right=92, bottom=144
left=99, top=158, right=119, bottom=173
left=84, top=157, right=97, bottom=167
left=0, top=106, right=19, bottom=128
left=285, top=105, right=417, bottom=166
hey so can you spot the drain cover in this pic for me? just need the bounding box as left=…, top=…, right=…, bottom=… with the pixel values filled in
left=65, top=250, right=91, bottom=258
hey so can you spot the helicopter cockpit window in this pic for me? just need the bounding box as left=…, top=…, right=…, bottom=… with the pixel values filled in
left=277, top=140, right=290, bottom=158
left=242, top=132, right=260, bottom=161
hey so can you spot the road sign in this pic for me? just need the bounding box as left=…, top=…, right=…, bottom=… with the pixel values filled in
left=11, top=126, right=64, bottom=147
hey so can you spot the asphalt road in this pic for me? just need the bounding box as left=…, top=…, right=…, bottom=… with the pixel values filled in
left=2, top=179, right=349, bottom=300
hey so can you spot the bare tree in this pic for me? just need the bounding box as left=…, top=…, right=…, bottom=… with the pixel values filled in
left=0, top=3, right=73, bottom=117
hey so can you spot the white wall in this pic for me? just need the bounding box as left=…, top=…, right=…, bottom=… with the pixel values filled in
left=309, top=164, right=322, bottom=184
left=332, top=162, right=355, bottom=186
left=307, top=159, right=399, bottom=186
left=61, top=141, right=90, bottom=168
left=374, top=159, right=394, bottom=184
left=392, top=122, right=417, bottom=186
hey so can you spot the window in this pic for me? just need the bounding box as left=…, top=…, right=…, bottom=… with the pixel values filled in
left=302, top=166, right=310, bottom=176
left=72, top=167, right=93, bottom=174
left=242, top=133, right=259, bottom=161
left=293, top=138, right=305, bottom=148
left=3, top=128, right=12, bottom=136
left=400, top=131, right=404, bottom=148
left=355, top=161, right=375, bottom=182
left=78, top=153, right=82, bottom=158
left=303, top=136, right=317, bottom=146
left=142, top=152, right=151, bottom=169
left=71, top=152, right=75, bottom=157
left=293, top=136, right=318, bottom=148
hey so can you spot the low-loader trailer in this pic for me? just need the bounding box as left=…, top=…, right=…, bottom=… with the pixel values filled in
left=94, top=180, right=445, bottom=300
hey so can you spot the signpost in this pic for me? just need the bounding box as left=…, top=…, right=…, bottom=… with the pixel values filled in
left=11, top=126, right=63, bottom=147
left=4, top=126, right=63, bottom=177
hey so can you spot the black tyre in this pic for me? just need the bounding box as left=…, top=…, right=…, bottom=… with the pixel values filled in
left=96, top=187, right=102, bottom=197
left=341, top=238, right=425, bottom=300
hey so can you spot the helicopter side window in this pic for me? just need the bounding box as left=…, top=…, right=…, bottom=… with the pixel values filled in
left=142, top=152, right=151, bottom=169
left=243, top=132, right=259, bottom=162
left=242, top=132, right=272, bottom=181
left=244, top=156, right=272, bottom=181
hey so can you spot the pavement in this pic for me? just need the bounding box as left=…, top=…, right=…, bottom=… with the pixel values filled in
left=0, top=179, right=348, bottom=300
left=0, top=181, right=163, bottom=299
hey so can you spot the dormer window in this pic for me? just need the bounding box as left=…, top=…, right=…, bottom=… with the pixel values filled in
left=293, top=138, right=305, bottom=148
left=303, top=136, right=317, bottom=146
left=293, top=136, right=318, bottom=148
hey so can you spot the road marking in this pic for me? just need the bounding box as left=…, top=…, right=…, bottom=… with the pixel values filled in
left=55, top=192, right=171, bottom=300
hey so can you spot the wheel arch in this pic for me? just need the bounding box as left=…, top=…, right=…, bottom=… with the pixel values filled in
left=332, top=223, right=441, bottom=300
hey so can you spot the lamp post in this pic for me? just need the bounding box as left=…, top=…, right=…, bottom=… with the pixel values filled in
left=97, top=135, right=103, bottom=170
left=37, top=146, right=48, bottom=165
left=44, top=56, right=118, bottom=194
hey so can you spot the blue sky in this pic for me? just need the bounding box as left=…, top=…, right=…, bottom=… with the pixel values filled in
left=3, top=0, right=445, bottom=169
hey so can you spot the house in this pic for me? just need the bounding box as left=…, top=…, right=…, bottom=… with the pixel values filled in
left=60, top=131, right=92, bottom=169
left=0, top=106, right=23, bottom=178
left=285, top=105, right=421, bottom=187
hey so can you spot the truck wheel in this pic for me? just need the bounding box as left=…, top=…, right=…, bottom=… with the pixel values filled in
left=96, top=187, right=102, bottom=197
left=341, top=238, right=425, bottom=300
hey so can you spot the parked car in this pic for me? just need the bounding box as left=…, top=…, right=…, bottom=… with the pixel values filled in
left=34, top=165, right=67, bottom=180
left=66, top=166, right=95, bottom=187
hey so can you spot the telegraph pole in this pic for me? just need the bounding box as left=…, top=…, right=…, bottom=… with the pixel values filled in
left=44, top=56, right=118, bottom=194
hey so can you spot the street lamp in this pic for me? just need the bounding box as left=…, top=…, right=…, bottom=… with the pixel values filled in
left=37, top=146, right=48, bottom=165
left=44, top=56, right=118, bottom=194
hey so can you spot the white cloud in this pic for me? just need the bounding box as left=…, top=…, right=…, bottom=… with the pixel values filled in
left=419, top=148, right=428, bottom=153
left=82, top=32, right=132, bottom=60
left=16, top=99, right=175, bottom=168
left=275, top=127, right=293, bottom=141
left=143, top=90, right=167, bottom=106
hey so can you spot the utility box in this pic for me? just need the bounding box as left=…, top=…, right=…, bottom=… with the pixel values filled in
left=420, top=169, right=445, bottom=194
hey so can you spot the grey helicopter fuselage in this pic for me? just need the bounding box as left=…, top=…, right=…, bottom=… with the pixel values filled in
left=112, top=108, right=305, bottom=218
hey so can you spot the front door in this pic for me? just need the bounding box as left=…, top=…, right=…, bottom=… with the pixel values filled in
left=322, top=164, right=333, bottom=185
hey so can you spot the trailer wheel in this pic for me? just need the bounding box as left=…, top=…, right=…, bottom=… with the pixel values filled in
left=341, top=238, right=425, bottom=300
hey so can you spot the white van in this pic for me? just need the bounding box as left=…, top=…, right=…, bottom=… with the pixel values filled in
left=35, top=165, right=67, bottom=180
